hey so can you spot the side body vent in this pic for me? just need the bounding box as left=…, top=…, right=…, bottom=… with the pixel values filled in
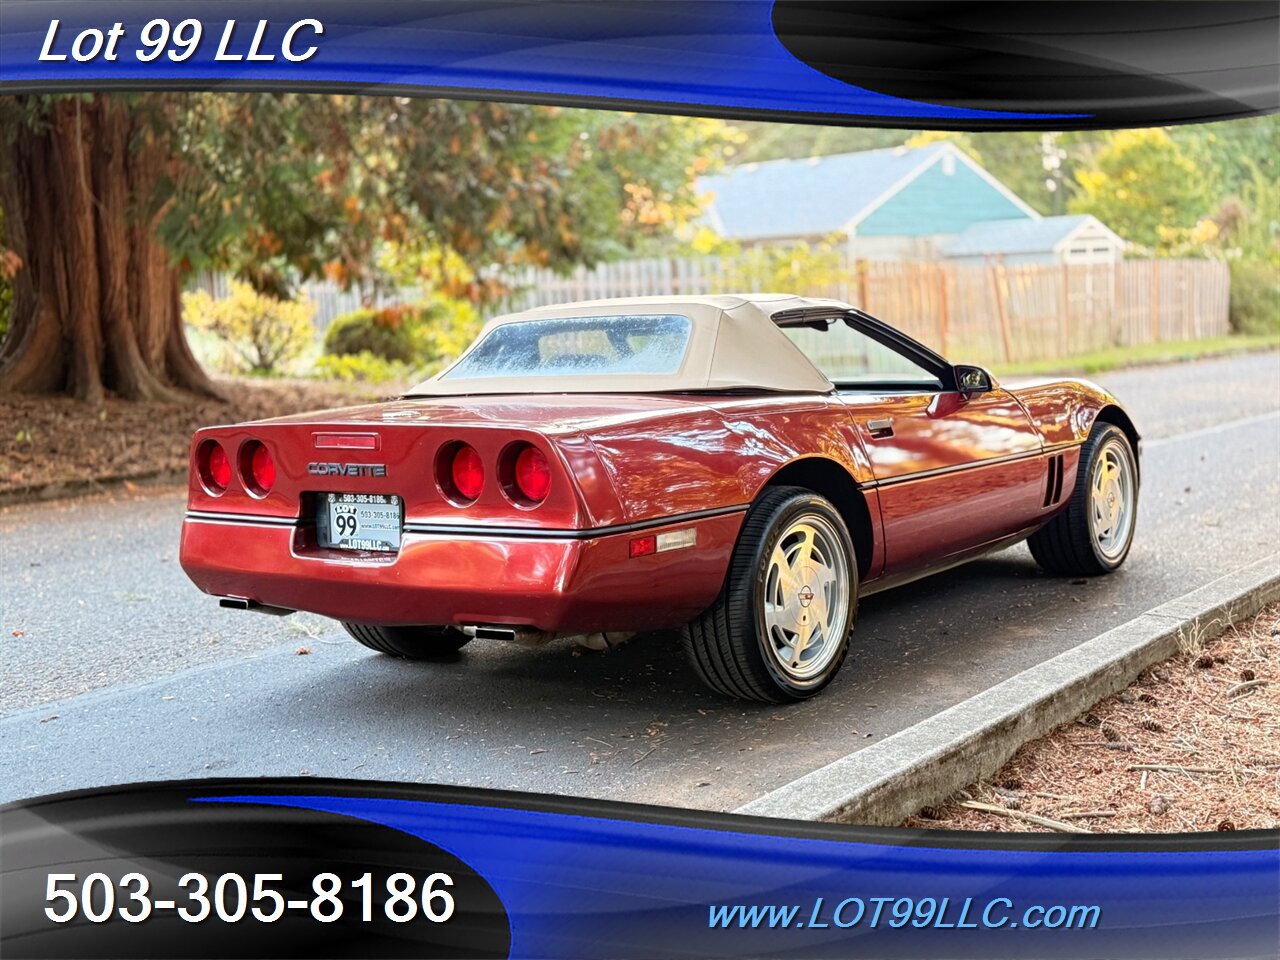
left=1043, top=454, right=1066, bottom=507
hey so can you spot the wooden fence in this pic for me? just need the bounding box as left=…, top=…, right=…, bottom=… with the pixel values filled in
left=191, top=255, right=1231, bottom=366
left=497, top=256, right=1231, bottom=365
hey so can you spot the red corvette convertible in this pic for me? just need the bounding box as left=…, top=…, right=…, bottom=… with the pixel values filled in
left=180, top=294, right=1139, bottom=702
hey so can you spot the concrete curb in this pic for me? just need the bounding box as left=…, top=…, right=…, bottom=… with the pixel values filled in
left=0, top=470, right=187, bottom=509
left=736, top=554, right=1280, bottom=825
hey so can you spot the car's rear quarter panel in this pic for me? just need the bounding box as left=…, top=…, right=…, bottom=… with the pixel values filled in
left=584, top=395, right=872, bottom=523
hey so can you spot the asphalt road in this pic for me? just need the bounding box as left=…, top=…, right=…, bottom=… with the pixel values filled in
left=2, top=352, right=1278, bottom=811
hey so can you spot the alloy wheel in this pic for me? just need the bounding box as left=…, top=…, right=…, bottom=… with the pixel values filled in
left=761, top=514, right=852, bottom=681
left=1089, top=437, right=1136, bottom=561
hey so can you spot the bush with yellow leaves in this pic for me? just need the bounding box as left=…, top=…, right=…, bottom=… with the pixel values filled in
left=183, top=281, right=315, bottom=375
left=313, top=350, right=413, bottom=385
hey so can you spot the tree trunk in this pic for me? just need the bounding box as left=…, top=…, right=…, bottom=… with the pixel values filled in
left=0, top=95, right=224, bottom=402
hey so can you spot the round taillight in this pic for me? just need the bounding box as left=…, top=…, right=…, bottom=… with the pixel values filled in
left=448, top=444, right=485, bottom=502
left=513, top=445, right=551, bottom=504
left=199, top=440, right=231, bottom=494
left=242, top=440, right=275, bottom=496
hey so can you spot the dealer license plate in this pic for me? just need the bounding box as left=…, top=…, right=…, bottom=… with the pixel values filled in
left=317, top=493, right=403, bottom=552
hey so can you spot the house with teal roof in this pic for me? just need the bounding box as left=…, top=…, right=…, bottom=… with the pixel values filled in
left=698, top=143, right=1125, bottom=265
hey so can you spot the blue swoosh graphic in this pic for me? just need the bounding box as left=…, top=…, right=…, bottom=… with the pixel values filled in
left=198, top=793, right=1278, bottom=959
left=1, top=0, right=1084, bottom=121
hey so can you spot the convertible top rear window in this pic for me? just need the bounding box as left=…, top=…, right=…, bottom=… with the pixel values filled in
left=442, top=314, right=692, bottom=380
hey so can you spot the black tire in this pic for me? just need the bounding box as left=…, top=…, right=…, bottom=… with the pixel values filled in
left=1028, top=422, right=1138, bottom=576
left=681, top=486, right=858, bottom=703
left=342, top=623, right=471, bottom=659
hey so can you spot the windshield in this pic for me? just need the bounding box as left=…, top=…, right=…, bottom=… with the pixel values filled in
left=442, top=314, right=693, bottom=380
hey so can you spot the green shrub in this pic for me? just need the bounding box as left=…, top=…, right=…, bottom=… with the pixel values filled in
left=313, top=350, right=413, bottom=385
left=323, top=300, right=481, bottom=366
left=182, top=281, right=314, bottom=375
left=323, top=306, right=421, bottom=363
left=1229, top=258, right=1280, bottom=334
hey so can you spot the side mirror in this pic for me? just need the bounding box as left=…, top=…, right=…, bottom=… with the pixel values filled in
left=954, top=364, right=994, bottom=394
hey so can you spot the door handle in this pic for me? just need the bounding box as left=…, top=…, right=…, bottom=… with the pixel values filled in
left=865, top=417, right=895, bottom=439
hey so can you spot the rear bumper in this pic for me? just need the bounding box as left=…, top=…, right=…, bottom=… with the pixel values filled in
left=179, top=511, right=743, bottom=633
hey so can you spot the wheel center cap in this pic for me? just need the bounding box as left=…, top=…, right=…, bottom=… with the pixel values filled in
left=798, top=585, right=815, bottom=608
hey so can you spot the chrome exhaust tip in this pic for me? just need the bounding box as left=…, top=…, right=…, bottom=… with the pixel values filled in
left=218, top=597, right=295, bottom=617
left=461, top=624, right=555, bottom=646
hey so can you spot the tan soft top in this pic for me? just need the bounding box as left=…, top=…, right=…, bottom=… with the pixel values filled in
left=406, top=293, right=842, bottom=396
